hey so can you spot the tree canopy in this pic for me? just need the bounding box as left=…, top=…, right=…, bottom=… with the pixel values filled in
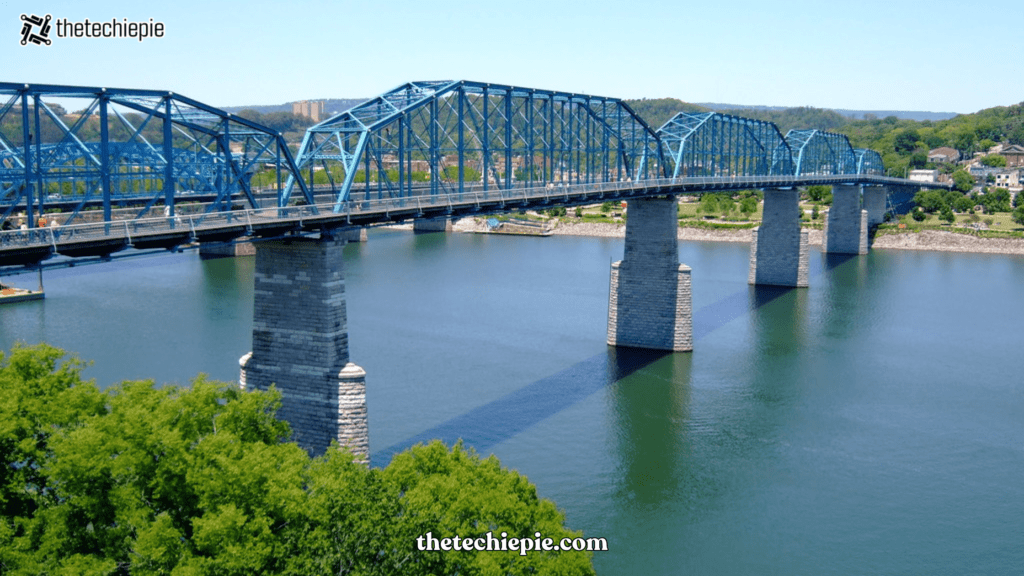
left=0, top=344, right=596, bottom=576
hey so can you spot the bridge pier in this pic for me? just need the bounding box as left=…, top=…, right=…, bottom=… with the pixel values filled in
left=413, top=217, right=452, bottom=233
left=863, top=186, right=887, bottom=228
left=199, top=240, right=256, bottom=258
left=748, top=189, right=809, bottom=287
left=341, top=226, right=368, bottom=242
left=823, top=184, right=868, bottom=255
left=238, top=233, right=368, bottom=463
left=607, top=196, right=692, bottom=352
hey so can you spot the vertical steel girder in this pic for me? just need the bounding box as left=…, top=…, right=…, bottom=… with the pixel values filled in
left=657, top=112, right=795, bottom=180
left=785, top=129, right=858, bottom=176
left=0, top=82, right=310, bottom=227
left=285, top=80, right=666, bottom=212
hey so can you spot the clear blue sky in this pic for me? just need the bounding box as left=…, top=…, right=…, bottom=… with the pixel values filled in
left=3, top=0, right=1019, bottom=114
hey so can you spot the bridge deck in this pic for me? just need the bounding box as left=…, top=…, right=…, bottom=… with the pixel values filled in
left=0, top=175, right=946, bottom=270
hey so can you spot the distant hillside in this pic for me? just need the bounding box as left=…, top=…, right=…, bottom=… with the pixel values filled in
left=697, top=103, right=958, bottom=122
left=221, top=98, right=367, bottom=118
left=709, top=106, right=849, bottom=134
left=623, top=98, right=709, bottom=129
left=833, top=109, right=959, bottom=122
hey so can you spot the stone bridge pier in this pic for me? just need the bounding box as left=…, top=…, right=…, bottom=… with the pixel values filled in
left=863, top=185, right=888, bottom=229
left=607, top=195, right=692, bottom=352
left=823, top=184, right=868, bottom=255
left=748, top=189, right=809, bottom=287
left=239, top=233, right=368, bottom=463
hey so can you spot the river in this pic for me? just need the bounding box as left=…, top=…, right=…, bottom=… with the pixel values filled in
left=2, top=229, right=1022, bottom=575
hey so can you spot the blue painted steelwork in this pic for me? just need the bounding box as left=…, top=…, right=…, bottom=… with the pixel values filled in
left=854, top=148, right=885, bottom=175
left=785, top=129, right=858, bottom=176
left=657, top=112, right=794, bottom=180
left=0, top=83, right=311, bottom=227
left=285, top=81, right=665, bottom=211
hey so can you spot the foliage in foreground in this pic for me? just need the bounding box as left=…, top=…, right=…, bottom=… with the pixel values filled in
left=0, top=344, right=594, bottom=576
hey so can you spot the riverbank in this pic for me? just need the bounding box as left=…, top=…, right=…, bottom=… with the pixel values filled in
left=453, top=218, right=1024, bottom=256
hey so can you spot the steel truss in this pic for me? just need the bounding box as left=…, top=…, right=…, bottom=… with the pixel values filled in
left=285, top=81, right=666, bottom=212
left=785, top=129, right=858, bottom=176
left=854, top=148, right=885, bottom=176
left=657, top=112, right=795, bottom=180
left=0, top=83, right=311, bottom=228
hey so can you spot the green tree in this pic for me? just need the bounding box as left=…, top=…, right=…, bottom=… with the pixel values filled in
left=980, top=188, right=1012, bottom=213
left=0, top=344, right=597, bottom=576
left=953, top=195, right=974, bottom=213
left=718, top=195, right=736, bottom=218
left=697, top=193, right=719, bottom=217
left=913, top=190, right=946, bottom=213
left=1009, top=125, right=1024, bottom=146
left=739, top=196, right=758, bottom=218
left=951, top=170, right=975, bottom=193
left=894, top=129, right=920, bottom=154
left=1013, top=206, right=1024, bottom=227
left=940, top=205, right=956, bottom=224
left=806, top=185, right=831, bottom=202
left=908, top=151, right=929, bottom=169
left=980, top=154, right=1007, bottom=167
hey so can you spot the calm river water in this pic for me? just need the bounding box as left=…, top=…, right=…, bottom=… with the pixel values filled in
left=2, top=230, right=1022, bottom=575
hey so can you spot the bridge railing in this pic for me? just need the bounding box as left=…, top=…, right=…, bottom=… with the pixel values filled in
left=0, top=174, right=941, bottom=255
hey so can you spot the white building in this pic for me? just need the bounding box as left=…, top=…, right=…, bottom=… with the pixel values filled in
left=908, top=169, right=939, bottom=183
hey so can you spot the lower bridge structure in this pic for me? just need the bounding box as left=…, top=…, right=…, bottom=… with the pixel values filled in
left=0, top=80, right=951, bottom=460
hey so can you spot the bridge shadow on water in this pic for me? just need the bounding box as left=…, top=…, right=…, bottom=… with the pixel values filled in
left=823, top=252, right=858, bottom=272
left=370, top=252, right=873, bottom=466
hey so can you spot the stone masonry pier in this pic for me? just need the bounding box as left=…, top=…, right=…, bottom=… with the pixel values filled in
left=748, top=189, right=809, bottom=287
left=607, top=196, right=692, bottom=352
left=823, top=184, right=868, bottom=255
left=239, top=233, right=368, bottom=462
left=413, top=217, right=452, bottom=233
left=863, top=185, right=887, bottom=229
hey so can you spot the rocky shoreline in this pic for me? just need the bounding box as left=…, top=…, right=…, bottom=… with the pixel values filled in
left=453, top=218, right=1024, bottom=256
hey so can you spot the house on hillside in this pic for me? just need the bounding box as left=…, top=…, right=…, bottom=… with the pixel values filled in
left=993, top=170, right=1020, bottom=189
left=928, top=147, right=961, bottom=164
left=1002, top=144, right=1024, bottom=168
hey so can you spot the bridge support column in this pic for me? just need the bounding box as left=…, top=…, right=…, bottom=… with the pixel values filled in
left=239, top=233, right=368, bottom=463
left=413, top=217, right=452, bottom=233
left=823, top=185, right=868, bottom=255
left=199, top=239, right=257, bottom=258
left=748, top=189, right=809, bottom=287
left=607, top=196, right=692, bottom=352
left=863, top=186, right=887, bottom=228
left=342, top=226, right=368, bottom=242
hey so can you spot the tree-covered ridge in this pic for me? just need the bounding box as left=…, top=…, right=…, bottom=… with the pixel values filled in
left=839, top=102, right=1024, bottom=174
left=713, top=106, right=849, bottom=134
left=0, top=344, right=596, bottom=576
left=624, top=98, right=709, bottom=130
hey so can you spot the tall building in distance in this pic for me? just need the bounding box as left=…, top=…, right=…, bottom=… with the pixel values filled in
left=292, top=100, right=326, bottom=122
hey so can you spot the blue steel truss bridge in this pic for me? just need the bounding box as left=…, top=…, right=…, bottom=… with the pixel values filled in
left=1, top=79, right=959, bottom=459
left=1, top=80, right=949, bottom=271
